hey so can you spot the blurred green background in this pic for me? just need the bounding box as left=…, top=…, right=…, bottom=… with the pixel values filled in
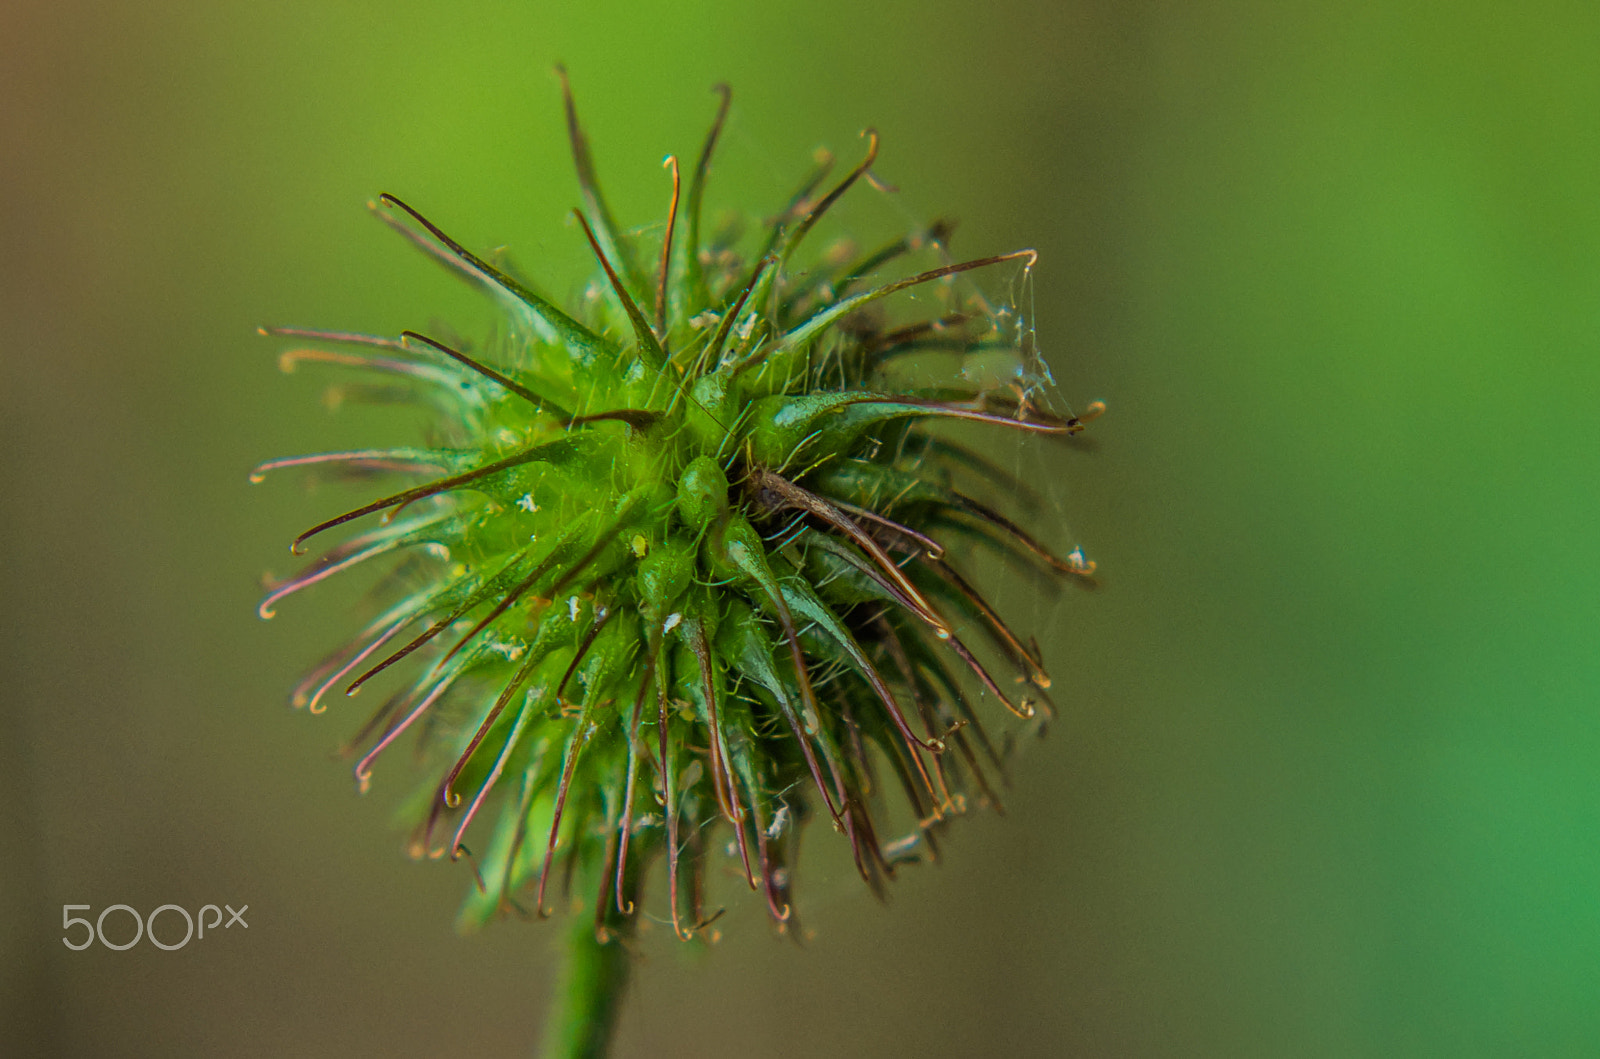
left=4, top=1, right=1598, bottom=1055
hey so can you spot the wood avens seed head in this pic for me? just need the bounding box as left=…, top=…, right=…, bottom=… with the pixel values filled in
left=256, top=71, right=1100, bottom=943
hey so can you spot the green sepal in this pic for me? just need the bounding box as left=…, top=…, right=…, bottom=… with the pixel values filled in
left=675, top=454, right=730, bottom=533
left=794, top=528, right=902, bottom=609
left=636, top=537, right=696, bottom=626
left=807, top=457, right=948, bottom=513
left=682, top=371, right=737, bottom=456
left=744, top=392, right=860, bottom=469
left=769, top=558, right=891, bottom=699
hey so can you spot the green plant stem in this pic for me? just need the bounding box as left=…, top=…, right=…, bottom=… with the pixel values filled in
left=541, top=917, right=631, bottom=1059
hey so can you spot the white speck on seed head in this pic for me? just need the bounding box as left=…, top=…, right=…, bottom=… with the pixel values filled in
left=767, top=804, right=790, bottom=839
left=487, top=638, right=525, bottom=662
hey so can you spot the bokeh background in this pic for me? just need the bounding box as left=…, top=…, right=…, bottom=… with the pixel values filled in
left=5, top=1, right=1599, bottom=1055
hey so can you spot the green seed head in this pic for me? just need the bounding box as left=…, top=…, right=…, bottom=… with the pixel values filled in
left=257, top=72, right=1100, bottom=941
